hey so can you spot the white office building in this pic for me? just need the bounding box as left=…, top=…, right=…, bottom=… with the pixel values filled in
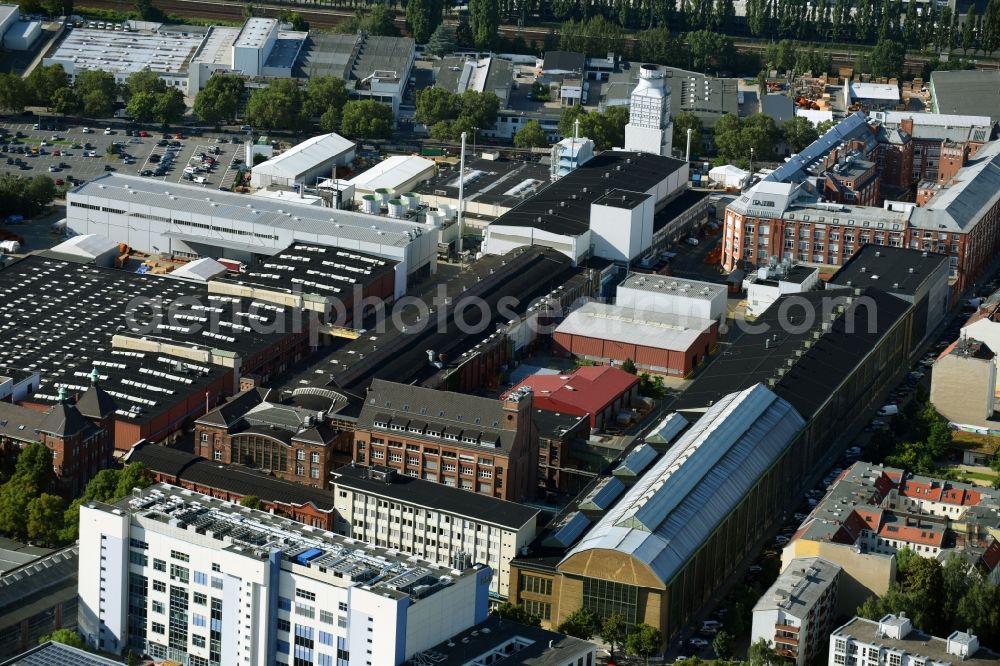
left=78, top=484, right=491, bottom=665
left=830, top=614, right=1000, bottom=666
left=624, top=64, right=673, bottom=158
left=66, top=174, right=438, bottom=295
left=751, top=557, right=841, bottom=666
left=332, top=465, right=538, bottom=600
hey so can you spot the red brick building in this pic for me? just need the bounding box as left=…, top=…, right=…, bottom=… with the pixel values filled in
left=195, top=388, right=353, bottom=489
left=353, top=379, right=539, bottom=502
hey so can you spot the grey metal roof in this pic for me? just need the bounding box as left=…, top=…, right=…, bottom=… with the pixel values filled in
left=0, top=403, right=44, bottom=443
left=931, top=69, right=1000, bottom=122
left=253, top=132, right=355, bottom=179
left=613, top=442, right=658, bottom=476
left=752, top=556, right=841, bottom=616
left=909, top=139, right=1000, bottom=232
left=562, top=383, right=805, bottom=586
left=70, top=174, right=427, bottom=249
left=0, top=642, right=120, bottom=666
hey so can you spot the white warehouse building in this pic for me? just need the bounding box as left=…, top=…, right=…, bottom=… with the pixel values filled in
left=615, top=272, right=729, bottom=324
left=78, top=484, right=492, bottom=665
left=66, top=174, right=438, bottom=295
left=250, top=132, right=356, bottom=190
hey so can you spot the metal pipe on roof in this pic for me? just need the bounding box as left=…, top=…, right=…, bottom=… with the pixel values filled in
left=457, top=131, right=466, bottom=255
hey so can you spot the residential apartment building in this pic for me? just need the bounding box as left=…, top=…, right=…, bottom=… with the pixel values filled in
left=751, top=557, right=841, bottom=666
left=784, top=462, right=1000, bottom=614
left=722, top=112, right=1000, bottom=298
left=830, top=615, right=1000, bottom=666
left=353, top=380, right=539, bottom=502
left=78, top=484, right=491, bottom=665
left=331, top=464, right=538, bottom=600
left=194, top=388, right=353, bottom=489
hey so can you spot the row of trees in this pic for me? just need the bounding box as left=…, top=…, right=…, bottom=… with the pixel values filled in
left=858, top=548, right=1000, bottom=646
left=709, top=112, right=831, bottom=165
left=557, top=104, right=628, bottom=150
left=0, top=63, right=185, bottom=124
left=0, top=173, right=58, bottom=218
left=0, top=443, right=154, bottom=547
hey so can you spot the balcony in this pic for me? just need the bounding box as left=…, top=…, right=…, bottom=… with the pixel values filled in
left=775, top=624, right=800, bottom=634
left=775, top=634, right=800, bottom=647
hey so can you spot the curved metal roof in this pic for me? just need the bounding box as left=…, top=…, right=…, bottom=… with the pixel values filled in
left=562, top=383, right=805, bottom=585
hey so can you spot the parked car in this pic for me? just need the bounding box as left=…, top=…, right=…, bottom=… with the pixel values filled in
left=156, top=139, right=169, bottom=147
left=81, top=127, right=92, bottom=133
left=878, top=404, right=899, bottom=417
left=47, top=164, right=57, bottom=172
left=774, top=535, right=790, bottom=546
left=104, top=164, right=115, bottom=171
left=139, top=130, right=149, bottom=137
left=103, top=128, right=113, bottom=135
left=689, top=638, right=709, bottom=649
left=149, top=154, right=160, bottom=162
left=686, top=237, right=700, bottom=246
left=140, top=169, right=154, bottom=176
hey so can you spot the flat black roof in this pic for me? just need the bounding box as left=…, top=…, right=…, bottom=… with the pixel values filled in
left=217, top=242, right=398, bottom=298
left=279, top=246, right=584, bottom=398
left=0, top=255, right=291, bottom=424
left=829, top=244, right=949, bottom=296
left=128, top=442, right=336, bottom=510
left=653, top=188, right=710, bottom=233
left=334, top=464, right=538, bottom=529
left=414, top=157, right=552, bottom=209
left=490, top=152, right=687, bottom=237
left=671, top=287, right=912, bottom=420
left=593, top=189, right=652, bottom=209
left=533, top=408, right=587, bottom=439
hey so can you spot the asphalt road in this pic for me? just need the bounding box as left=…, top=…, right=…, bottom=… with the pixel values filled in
left=0, top=120, right=245, bottom=189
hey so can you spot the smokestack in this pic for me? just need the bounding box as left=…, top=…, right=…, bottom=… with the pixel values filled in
left=686, top=128, right=693, bottom=162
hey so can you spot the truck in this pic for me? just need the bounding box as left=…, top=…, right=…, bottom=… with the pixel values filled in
left=216, top=258, right=246, bottom=273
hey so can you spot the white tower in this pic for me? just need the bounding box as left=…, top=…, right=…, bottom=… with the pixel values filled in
left=625, top=64, right=673, bottom=158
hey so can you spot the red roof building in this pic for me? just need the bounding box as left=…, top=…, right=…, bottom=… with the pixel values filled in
left=504, top=366, right=639, bottom=430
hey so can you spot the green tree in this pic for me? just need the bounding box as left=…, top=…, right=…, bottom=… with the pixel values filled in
left=637, top=26, right=681, bottom=65
left=126, top=650, right=140, bottom=666
left=340, top=100, right=394, bottom=139
left=125, top=90, right=159, bottom=123
left=0, top=477, right=35, bottom=539
left=75, top=70, right=118, bottom=119
left=514, top=120, right=548, bottom=148
left=151, top=86, right=185, bottom=125
left=469, top=0, right=500, bottom=48
left=50, top=86, right=80, bottom=117
left=556, top=608, right=601, bottom=639
left=673, top=111, right=703, bottom=159
left=626, top=623, right=662, bottom=665
left=747, top=637, right=780, bottom=666
left=491, top=602, right=541, bottom=626
left=367, top=6, right=399, bottom=36
left=963, top=6, right=978, bottom=53
left=599, top=613, right=626, bottom=663
left=416, top=87, right=459, bottom=126
left=856, top=594, right=885, bottom=620
left=15, top=442, right=55, bottom=493
left=27, top=493, right=64, bottom=546
left=246, top=79, right=305, bottom=131
left=406, top=0, right=443, bottom=43
left=454, top=14, right=474, bottom=47
left=957, top=580, right=1000, bottom=646
left=783, top=115, right=819, bottom=152
left=25, top=63, right=69, bottom=108
left=426, top=24, right=456, bottom=57
left=621, top=358, right=638, bottom=374
left=26, top=175, right=58, bottom=213
left=135, top=0, right=161, bottom=20
left=114, top=463, right=155, bottom=499
left=687, top=30, right=737, bottom=74
left=0, top=73, right=27, bottom=113
left=40, top=628, right=88, bottom=651
left=816, top=118, right=839, bottom=134
left=458, top=90, right=500, bottom=130
left=866, top=39, right=905, bottom=78
left=304, top=75, right=348, bottom=123
left=44, top=0, right=70, bottom=17
left=712, top=630, right=733, bottom=659
left=193, top=74, right=244, bottom=124
left=278, top=9, right=308, bottom=31
left=124, top=69, right=165, bottom=99
left=240, top=495, right=263, bottom=509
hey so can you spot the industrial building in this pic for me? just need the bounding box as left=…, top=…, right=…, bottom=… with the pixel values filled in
left=332, top=464, right=539, bottom=600
left=353, top=380, right=539, bottom=502
left=349, top=155, right=437, bottom=200
left=870, top=111, right=994, bottom=183
left=616, top=273, right=728, bottom=323
left=0, top=547, right=80, bottom=661
left=0, top=254, right=309, bottom=450
left=553, top=301, right=718, bottom=376
left=845, top=80, right=900, bottom=111
left=0, top=4, right=39, bottom=51
left=751, top=557, right=841, bottom=666
left=623, top=64, right=673, bottom=157
left=0, top=367, right=37, bottom=403
left=830, top=615, right=1000, bottom=666
left=249, top=132, right=356, bottom=190
left=744, top=264, right=819, bottom=318
left=509, top=384, right=806, bottom=641
left=929, top=69, right=1000, bottom=123
left=43, top=234, right=120, bottom=268
left=503, top=365, right=638, bottom=430
left=829, top=245, right=950, bottom=347
left=484, top=151, right=688, bottom=264
left=784, top=463, right=1000, bottom=614
left=434, top=56, right=514, bottom=107
left=78, top=484, right=492, bottom=664
left=66, top=174, right=438, bottom=291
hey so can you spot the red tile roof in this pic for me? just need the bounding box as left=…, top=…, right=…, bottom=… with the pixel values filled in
left=877, top=522, right=945, bottom=548
left=899, top=479, right=982, bottom=506
left=979, top=538, right=1000, bottom=572
left=504, top=366, right=639, bottom=426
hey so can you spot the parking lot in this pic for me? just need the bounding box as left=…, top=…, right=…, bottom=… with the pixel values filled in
left=0, top=119, right=246, bottom=190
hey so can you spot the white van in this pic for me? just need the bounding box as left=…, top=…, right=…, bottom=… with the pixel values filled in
left=877, top=404, right=899, bottom=416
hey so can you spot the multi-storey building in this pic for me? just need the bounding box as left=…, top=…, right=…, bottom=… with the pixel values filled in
left=534, top=409, right=591, bottom=495
left=871, top=111, right=992, bottom=184
left=505, top=366, right=638, bottom=431
left=195, top=388, right=352, bottom=489
left=830, top=615, right=1000, bottom=666
left=751, top=557, right=841, bottom=666
left=78, top=484, right=491, bottom=665
left=353, top=380, right=539, bottom=502
left=722, top=112, right=1000, bottom=298
left=784, top=462, right=1000, bottom=615
left=332, top=464, right=538, bottom=600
